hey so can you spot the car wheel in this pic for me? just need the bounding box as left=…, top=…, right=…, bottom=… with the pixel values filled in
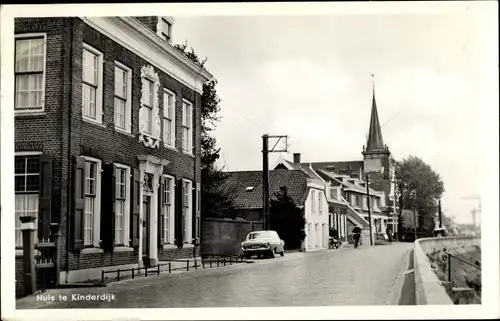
left=280, top=250, right=284, bottom=257
left=244, top=253, right=252, bottom=259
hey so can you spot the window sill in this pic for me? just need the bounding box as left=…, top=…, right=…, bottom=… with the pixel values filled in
left=114, top=246, right=134, bottom=252
left=181, top=151, right=195, bottom=158
left=15, top=111, right=47, bottom=118
left=162, top=244, right=177, bottom=250
left=16, top=249, right=42, bottom=257
left=83, top=118, right=106, bottom=129
left=183, top=243, right=194, bottom=248
left=115, top=128, right=134, bottom=138
left=163, top=143, right=178, bottom=152
left=140, top=132, right=156, bottom=139
left=81, top=247, right=105, bottom=254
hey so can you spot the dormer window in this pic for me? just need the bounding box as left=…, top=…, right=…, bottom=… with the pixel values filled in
left=157, top=17, right=174, bottom=43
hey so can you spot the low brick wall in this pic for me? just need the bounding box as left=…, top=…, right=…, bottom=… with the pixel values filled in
left=201, top=218, right=261, bottom=257
left=413, top=236, right=480, bottom=305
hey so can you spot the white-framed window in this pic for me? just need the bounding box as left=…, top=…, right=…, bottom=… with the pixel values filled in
left=319, top=192, right=322, bottom=214
left=15, top=153, right=42, bottom=246
left=163, top=88, right=176, bottom=147
left=310, top=190, right=315, bottom=214
left=157, top=17, right=173, bottom=43
left=352, top=194, right=358, bottom=207
left=181, top=99, right=193, bottom=153
left=363, top=195, right=368, bottom=209
left=329, top=188, right=335, bottom=200
left=114, top=62, right=132, bottom=133
left=14, top=34, right=46, bottom=113
left=182, top=179, right=193, bottom=243
left=143, top=78, right=154, bottom=135
left=163, top=175, right=175, bottom=244
left=82, top=44, right=104, bottom=123
left=114, top=164, right=131, bottom=245
left=83, top=156, right=102, bottom=247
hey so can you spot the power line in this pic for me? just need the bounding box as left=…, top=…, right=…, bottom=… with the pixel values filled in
left=224, top=111, right=263, bottom=131
left=381, top=110, right=402, bottom=129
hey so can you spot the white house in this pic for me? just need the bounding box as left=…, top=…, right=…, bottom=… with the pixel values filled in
left=303, top=179, right=330, bottom=251
left=274, top=154, right=329, bottom=251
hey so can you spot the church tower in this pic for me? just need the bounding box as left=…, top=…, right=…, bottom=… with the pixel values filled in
left=362, top=78, right=391, bottom=179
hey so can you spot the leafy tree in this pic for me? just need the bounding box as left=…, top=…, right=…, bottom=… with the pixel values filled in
left=270, top=186, right=306, bottom=250
left=395, top=156, right=445, bottom=236
left=174, top=41, right=235, bottom=219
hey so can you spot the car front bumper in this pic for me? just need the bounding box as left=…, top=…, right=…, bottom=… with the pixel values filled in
left=241, top=246, right=272, bottom=254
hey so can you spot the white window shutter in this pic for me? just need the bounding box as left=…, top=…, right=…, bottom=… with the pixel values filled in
left=155, top=113, right=162, bottom=139
left=139, top=107, right=145, bottom=133
left=127, top=72, right=132, bottom=132
left=190, top=105, right=194, bottom=154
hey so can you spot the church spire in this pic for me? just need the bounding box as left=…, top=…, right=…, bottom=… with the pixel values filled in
left=365, top=74, right=385, bottom=152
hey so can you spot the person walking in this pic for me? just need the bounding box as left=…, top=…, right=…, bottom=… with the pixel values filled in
left=386, top=227, right=392, bottom=244
left=352, top=226, right=361, bottom=249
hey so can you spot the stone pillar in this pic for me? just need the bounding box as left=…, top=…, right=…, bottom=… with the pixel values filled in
left=20, top=215, right=37, bottom=295
left=138, top=169, right=145, bottom=268
left=149, top=170, right=161, bottom=267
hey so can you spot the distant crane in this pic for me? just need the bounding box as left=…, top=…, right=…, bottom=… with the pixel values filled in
left=461, top=195, right=481, bottom=229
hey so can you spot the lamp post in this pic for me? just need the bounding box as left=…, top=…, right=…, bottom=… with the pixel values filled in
left=396, top=166, right=404, bottom=242
left=366, top=174, right=373, bottom=246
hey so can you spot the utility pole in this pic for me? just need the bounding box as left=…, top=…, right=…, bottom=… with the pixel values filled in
left=397, top=169, right=404, bottom=242
left=366, top=174, right=373, bottom=246
left=262, top=134, right=269, bottom=230
left=438, top=199, right=443, bottom=229
left=413, top=190, right=417, bottom=241
left=262, top=134, right=288, bottom=230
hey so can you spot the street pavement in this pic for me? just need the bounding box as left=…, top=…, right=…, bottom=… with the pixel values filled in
left=17, top=242, right=413, bottom=309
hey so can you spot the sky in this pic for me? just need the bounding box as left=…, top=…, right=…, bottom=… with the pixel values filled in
left=171, top=5, right=496, bottom=225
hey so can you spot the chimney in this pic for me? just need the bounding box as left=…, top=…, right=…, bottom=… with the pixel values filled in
left=293, top=153, right=301, bottom=164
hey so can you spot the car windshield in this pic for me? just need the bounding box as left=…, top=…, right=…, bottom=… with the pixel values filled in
left=247, top=231, right=274, bottom=240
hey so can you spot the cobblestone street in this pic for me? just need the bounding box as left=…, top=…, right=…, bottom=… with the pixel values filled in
left=17, top=243, right=412, bottom=309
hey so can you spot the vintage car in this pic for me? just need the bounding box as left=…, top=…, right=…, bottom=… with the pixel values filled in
left=241, top=230, right=285, bottom=259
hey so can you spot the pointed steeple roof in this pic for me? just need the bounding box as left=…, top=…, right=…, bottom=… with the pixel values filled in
left=365, top=81, right=385, bottom=152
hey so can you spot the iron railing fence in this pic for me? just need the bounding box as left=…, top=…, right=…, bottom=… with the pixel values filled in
left=101, top=256, right=246, bottom=284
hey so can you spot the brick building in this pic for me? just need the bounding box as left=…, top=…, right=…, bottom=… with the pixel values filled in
left=14, top=16, right=212, bottom=294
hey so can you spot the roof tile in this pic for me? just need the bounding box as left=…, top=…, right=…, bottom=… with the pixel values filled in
left=223, top=170, right=309, bottom=209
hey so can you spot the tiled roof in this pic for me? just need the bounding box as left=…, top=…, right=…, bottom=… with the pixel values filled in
left=223, top=170, right=309, bottom=209
left=344, top=202, right=370, bottom=228
left=279, top=159, right=324, bottom=181
left=328, top=197, right=349, bottom=207
left=309, top=161, right=364, bottom=177
left=343, top=180, right=380, bottom=196
left=317, top=169, right=381, bottom=196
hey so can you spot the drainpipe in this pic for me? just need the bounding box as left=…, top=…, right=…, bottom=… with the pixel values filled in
left=64, top=19, right=74, bottom=282
left=193, top=93, right=198, bottom=260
